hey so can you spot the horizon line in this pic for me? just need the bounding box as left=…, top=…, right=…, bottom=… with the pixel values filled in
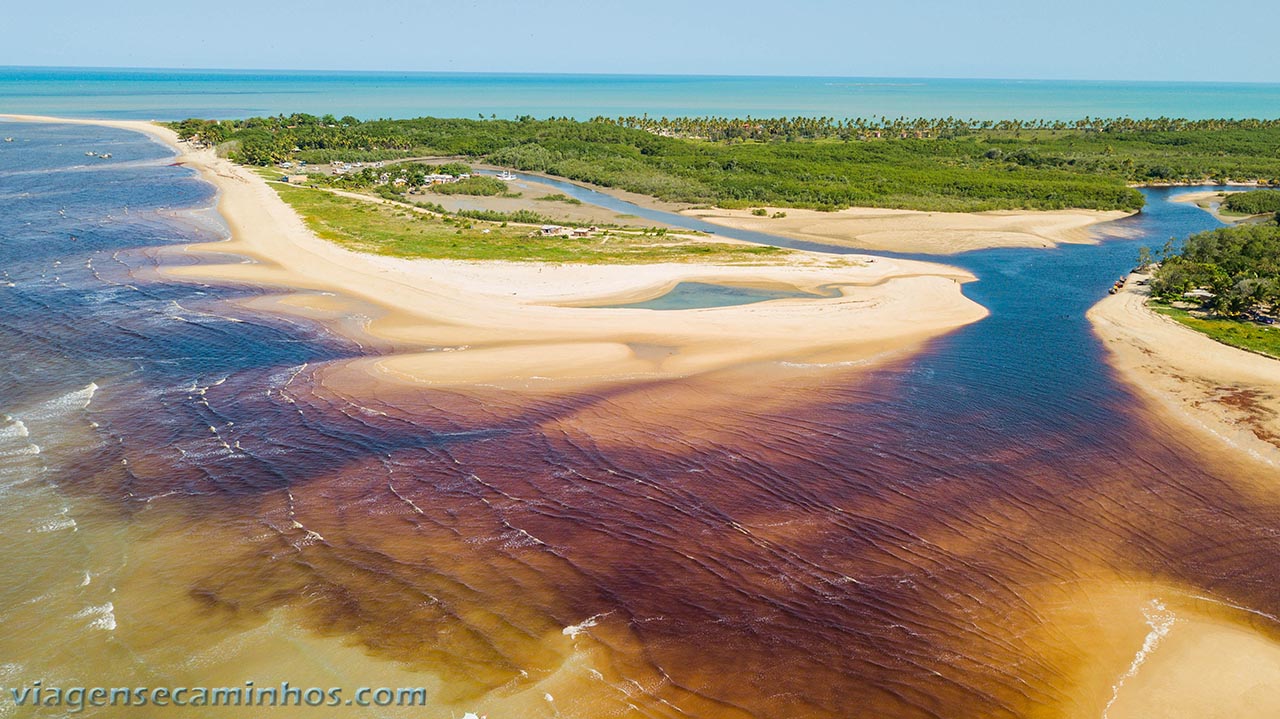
left=4, top=64, right=1280, bottom=87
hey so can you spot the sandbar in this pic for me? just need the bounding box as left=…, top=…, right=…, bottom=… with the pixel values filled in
left=4, top=114, right=989, bottom=390
left=683, top=205, right=1133, bottom=255
left=1171, top=189, right=1269, bottom=224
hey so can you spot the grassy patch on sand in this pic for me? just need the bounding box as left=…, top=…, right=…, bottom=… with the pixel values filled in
left=1151, top=303, right=1280, bottom=359
left=534, top=193, right=584, bottom=205
left=269, top=183, right=788, bottom=264
left=428, top=176, right=510, bottom=196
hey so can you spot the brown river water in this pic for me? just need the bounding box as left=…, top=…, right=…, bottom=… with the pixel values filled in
left=1, top=121, right=1277, bottom=718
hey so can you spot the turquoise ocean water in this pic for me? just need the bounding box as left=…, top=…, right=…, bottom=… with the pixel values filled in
left=4, top=66, right=1280, bottom=121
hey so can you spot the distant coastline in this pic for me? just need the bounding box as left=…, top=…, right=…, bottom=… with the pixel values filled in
left=4, top=67, right=1280, bottom=121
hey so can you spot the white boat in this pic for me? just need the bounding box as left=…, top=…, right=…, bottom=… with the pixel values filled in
left=3, top=137, right=12, bottom=143
left=495, top=170, right=516, bottom=181
left=99, top=153, right=112, bottom=159
left=85, top=151, right=97, bottom=156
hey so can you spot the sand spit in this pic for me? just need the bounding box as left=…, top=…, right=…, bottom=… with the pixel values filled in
left=4, top=114, right=988, bottom=390
left=1089, top=274, right=1280, bottom=468
left=1170, top=189, right=1272, bottom=224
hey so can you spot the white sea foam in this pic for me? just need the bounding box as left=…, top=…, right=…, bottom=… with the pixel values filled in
left=563, top=612, right=611, bottom=638
left=289, top=520, right=326, bottom=546
left=0, top=418, right=41, bottom=473
left=74, top=602, right=117, bottom=631
left=0, top=444, right=40, bottom=458
left=20, top=383, right=98, bottom=423
left=1102, top=598, right=1177, bottom=718
left=36, top=514, right=77, bottom=533
left=0, top=418, right=29, bottom=440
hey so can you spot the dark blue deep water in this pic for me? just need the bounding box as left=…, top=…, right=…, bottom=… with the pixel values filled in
left=0, top=122, right=345, bottom=409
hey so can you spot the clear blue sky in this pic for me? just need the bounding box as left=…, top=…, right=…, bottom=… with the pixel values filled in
left=5, top=0, right=1277, bottom=82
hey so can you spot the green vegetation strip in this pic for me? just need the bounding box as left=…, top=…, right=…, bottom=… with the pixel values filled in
left=175, top=114, right=1280, bottom=213
left=534, top=194, right=583, bottom=205
left=1151, top=304, right=1280, bottom=359
left=268, top=183, right=786, bottom=264
left=1221, top=189, right=1280, bottom=216
left=429, top=176, right=510, bottom=196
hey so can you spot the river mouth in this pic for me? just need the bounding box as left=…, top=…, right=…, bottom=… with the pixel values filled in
left=6, top=121, right=1280, bottom=719
left=591, top=281, right=842, bottom=310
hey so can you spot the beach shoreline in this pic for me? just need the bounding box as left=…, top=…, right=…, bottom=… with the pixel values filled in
left=1170, top=189, right=1274, bottom=224
left=1089, top=273, right=1280, bottom=469
left=3, top=113, right=990, bottom=390
left=682, top=204, right=1134, bottom=255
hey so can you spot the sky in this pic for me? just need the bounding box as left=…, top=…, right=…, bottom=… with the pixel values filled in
left=4, top=0, right=1277, bottom=83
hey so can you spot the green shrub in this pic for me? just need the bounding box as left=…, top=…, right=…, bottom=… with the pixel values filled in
left=1222, top=190, right=1280, bottom=215
left=430, top=176, right=509, bottom=196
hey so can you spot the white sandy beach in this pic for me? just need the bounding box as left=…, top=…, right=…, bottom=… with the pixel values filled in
left=1089, top=274, right=1280, bottom=468
left=1170, top=189, right=1272, bottom=224
left=684, top=205, right=1133, bottom=254
left=3, top=114, right=990, bottom=390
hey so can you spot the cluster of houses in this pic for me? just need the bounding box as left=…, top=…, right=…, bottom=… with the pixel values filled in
left=328, top=160, right=378, bottom=175
left=540, top=225, right=598, bottom=238
left=419, top=172, right=471, bottom=185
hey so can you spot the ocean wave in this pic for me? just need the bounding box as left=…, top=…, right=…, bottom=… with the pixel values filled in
left=563, top=612, right=611, bottom=638
left=0, top=418, right=30, bottom=440
left=18, top=383, right=98, bottom=423
left=35, top=509, right=77, bottom=533
left=1102, top=598, right=1177, bottom=718
left=74, top=602, right=117, bottom=632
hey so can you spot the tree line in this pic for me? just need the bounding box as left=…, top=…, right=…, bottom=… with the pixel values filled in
left=168, top=113, right=1280, bottom=213
left=1222, top=190, right=1280, bottom=216
left=1147, top=217, right=1280, bottom=316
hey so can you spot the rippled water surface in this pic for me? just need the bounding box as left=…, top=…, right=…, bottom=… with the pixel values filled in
left=2, top=121, right=1279, bottom=718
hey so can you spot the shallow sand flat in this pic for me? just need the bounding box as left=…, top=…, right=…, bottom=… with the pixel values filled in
left=1029, top=578, right=1280, bottom=719
left=1089, top=275, right=1280, bottom=468
left=685, top=205, right=1133, bottom=254
left=1171, top=189, right=1267, bottom=224
left=1104, top=613, right=1280, bottom=719
left=3, top=115, right=988, bottom=390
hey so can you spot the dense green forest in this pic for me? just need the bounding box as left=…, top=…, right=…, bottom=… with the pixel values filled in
left=1221, top=189, right=1280, bottom=215
left=1147, top=218, right=1280, bottom=316
left=171, top=114, right=1280, bottom=213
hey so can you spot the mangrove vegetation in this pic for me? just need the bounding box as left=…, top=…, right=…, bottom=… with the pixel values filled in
left=171, top=114, right=1280, bottom=213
